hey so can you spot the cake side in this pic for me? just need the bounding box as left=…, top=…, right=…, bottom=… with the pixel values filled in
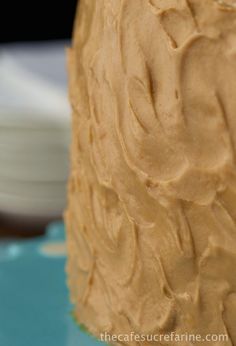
left=66, top=1, right=236, bottom=345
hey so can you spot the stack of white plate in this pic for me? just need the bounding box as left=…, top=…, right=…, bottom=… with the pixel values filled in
left=0, top=42, right=70, bottom=224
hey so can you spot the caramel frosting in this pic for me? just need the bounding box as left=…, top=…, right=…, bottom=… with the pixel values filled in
left=66, top=1, right=236, bottom=344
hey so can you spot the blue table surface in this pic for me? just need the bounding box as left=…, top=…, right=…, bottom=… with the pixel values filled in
left=0, top=222, right=106, bottom=346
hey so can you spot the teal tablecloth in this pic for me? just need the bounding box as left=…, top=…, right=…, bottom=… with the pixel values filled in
left=0, top=222, right=105, bottom=346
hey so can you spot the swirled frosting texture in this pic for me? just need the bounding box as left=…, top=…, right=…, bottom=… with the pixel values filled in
left=66, top=0, right=236, bottom=344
